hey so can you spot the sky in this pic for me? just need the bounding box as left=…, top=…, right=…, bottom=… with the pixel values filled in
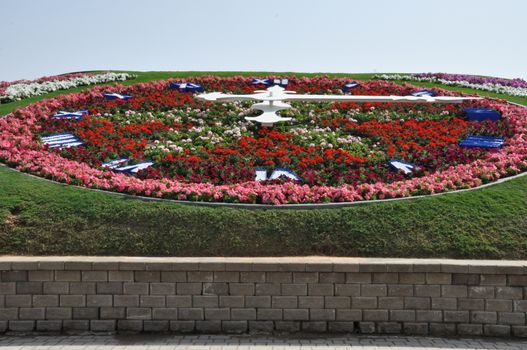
left=1, top=0, right=526, bottom=81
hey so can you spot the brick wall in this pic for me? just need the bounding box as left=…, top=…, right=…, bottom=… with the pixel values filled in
left=0, top=257, right=526, bottom=337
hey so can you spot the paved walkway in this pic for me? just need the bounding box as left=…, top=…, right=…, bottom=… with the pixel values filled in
left=0, top=335, right=526, bottom=350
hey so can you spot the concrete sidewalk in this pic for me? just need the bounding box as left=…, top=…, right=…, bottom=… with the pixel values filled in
left=0, top=335, right=526, bottom=350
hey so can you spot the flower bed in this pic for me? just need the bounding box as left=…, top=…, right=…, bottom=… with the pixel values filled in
left=1, top=76, right=526, bottom=205
left=375, top=73, right=527, bottom=97
left=0, top=72, right=136, bottom=103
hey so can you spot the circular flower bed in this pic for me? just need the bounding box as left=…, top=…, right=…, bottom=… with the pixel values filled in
left=1, top=76, right=527, bottom=205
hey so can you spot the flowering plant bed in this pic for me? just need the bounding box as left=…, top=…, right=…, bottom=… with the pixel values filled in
left=375, top=73, right=527, bottom=97
left=0, top=72, right=135, bottom=103
left=1, top=76, right=526, bottom=205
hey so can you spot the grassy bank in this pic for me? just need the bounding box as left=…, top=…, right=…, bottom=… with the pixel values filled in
left=1, top=71, right=526, bottom=258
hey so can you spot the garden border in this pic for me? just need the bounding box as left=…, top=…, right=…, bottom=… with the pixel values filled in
left=2, top=90, right=526, bottom=210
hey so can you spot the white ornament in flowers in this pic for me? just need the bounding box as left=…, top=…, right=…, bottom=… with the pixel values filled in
left=197, top=85, right=481, bottom=126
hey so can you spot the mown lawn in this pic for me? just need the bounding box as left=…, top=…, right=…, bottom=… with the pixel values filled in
left=1, top=71, right=526, bottom=258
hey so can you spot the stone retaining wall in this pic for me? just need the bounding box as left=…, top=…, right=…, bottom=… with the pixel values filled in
left=1, top=257, right=526, bottom=337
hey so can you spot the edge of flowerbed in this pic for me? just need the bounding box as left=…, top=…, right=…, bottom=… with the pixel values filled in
left=3, top=160, right=527, bottom=210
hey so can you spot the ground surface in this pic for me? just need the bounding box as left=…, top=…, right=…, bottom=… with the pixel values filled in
left=0, top=335, right=526, bottom=350
left=2, top=71, right=527, bottom=258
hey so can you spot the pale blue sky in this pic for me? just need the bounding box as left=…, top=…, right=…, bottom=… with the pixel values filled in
left=1, top=0, right=526, bottom=81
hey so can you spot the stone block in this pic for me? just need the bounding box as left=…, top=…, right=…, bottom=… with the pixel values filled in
left=352, top=297, right=377, bottom=309
left=170, top=321, right=195, bottom=332
left=219, top=296, right=244, bottom=308
left=176, top=283, right=202, bottom=295
left=95, top=282, right=123, bottom=294
left=16, top=282, right=43, bottom=294
left=8, top=320, right=35, bottom=332
left=272, top=296, right=297, bottom=308
left=203, top=283, right=229, bottom=296
left=257, top=308, right=283, bottom=320
left=222, top=320, right=247, bottom=333
left=126, top=308, right=152, bottom=320
left=114, top=295, right=139, bottom=307
left=240, top=272, right=266, bottom=283
left=335, top=284, right=360, bottom=296
left=36, top=320, right=62, bottom=332
left=204, top=308, right=230, bottom=320
left=336, top=310, right=362, bottom=321
left=178, top=308, right=204, bottom=320
left=72, top=307, right=98, bottom=320
left=19, top=307, right=45, bottom=320
left=166, top=295, right=192, bottom=308
left=69, top=282, right=96, bottom=294
left=33, top=295, right=59, bottom=307
left=55, top=271, right=80, bottom=282
left=193, top=296, right=218, bottom=308
left=28, top=270, right=53, bottom=281
left=361, top=284, right=387, bottom=297
left=134, top=271, right=160, bottom=282
left=320, top=273, right=345, bottom=283
left=150, top=283, right=175, bottom=295
left=117, top=320, right=143, bottom=332
left=390, top=310, right=415, bottom=322
left=297, top=296, right=323, bottom=309
left=486, top=299, right=513, bottom=312
left=46, top=307, right=72, bottom=320
left=414, top=285, right=440, bottom=297
left=213, top=272, right=239, bottom=283
left=404, top=297, right=430, bottom=310
left=378, top=297, right=404, bottom=309
left=346, top=273, right=371, bottom=284
left=372, top=273, right=398, bottom=284
left=143, top=320, right=169, bottom=332
left=90, top=320, right=116, bottom=332
left=161, top=272, right=187, bottom=282
left=248, top=320, right=274, bottom=332
left=325, top=296, right=351, bottom=308
left=245, top=296, right=271, bottom=308
left=231, top=308, right=256, bottom=320
left=283, top=309, right=309, bottom=321
left=484, top=324, right=511, bottom=337
left=152, top=308, right=178, bottom=320
left=108, top=271, right=134, bottom=282
left=302, top=321, right=327, bottom=332
left=266, top=272, right=292, bottom=283
left=100, top=307, right=125, bottom=319
left=195, top=320, right=221, bottom=333
left=363, top=310, right=388, bottom=321
left=457, top=323, right=483, bottom=336
left=255, top=283, right=281, bottom=295
left=281, top=283, right=307, bottom=296
left=377, top=322, right=402, bottom=334
left=426, top=273, right=451, bottom=284
left=229, top=283, right=254, bottom=296
left=444, top=311, right=469, bottom=323
left=388, top=284, right=414, bottom=297
left=123, top=283, right=149, bottom=295
left=81, top=271, right=107, bottom=282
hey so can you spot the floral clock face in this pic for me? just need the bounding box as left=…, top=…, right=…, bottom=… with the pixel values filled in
left=1, top=77, right=526, bottom=205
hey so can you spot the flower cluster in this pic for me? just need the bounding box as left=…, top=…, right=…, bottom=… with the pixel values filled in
left=1, top=76, right=526, bottom=205
left=375, top=74, right=527, bottom=98
left=0, top=72, right=136, bottom=103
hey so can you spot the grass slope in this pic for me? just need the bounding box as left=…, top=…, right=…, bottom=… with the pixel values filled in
left=1, top=71, right=527, bottom=258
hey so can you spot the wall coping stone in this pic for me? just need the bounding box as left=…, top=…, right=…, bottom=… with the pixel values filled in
left=0, top=256, right=526, bottom=274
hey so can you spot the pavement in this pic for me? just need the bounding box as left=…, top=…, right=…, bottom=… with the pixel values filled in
left=0, top=335, right=526, bottom=350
